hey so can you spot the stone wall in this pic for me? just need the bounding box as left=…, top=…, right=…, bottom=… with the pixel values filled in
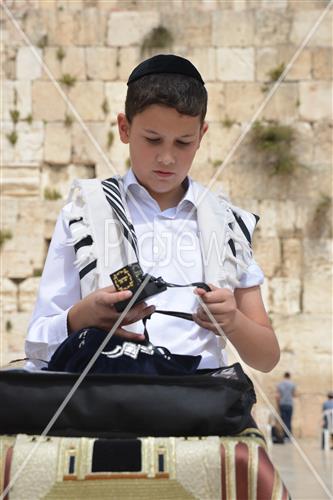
left=1, top=0, right=332, bottom=437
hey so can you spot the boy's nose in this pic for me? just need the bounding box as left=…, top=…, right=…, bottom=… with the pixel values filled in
left=157, top=153, right=175, bottom=166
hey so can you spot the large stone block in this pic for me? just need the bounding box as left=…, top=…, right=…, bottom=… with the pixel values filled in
left=207, top=121, right=241, bottom=165
left=302, top=239, right=332, bottom=314
left=76, top=7, right=108, bottom=46
left=255, top=9, right=292, bottom=46
left=205, top=82, right=224, bottom=122
left=2, top=122, right=44, bottom=165
left=1, top=197, right=18, bottom=229
left=259, top=200, right=297, bottom=238
left=67, top=82, right=105, bottom=121
left=71, top=121, right=110, bottom=165
left=1, top=199, right=45, bottom=279
left=43, top=8, right=77, bottom=45
left=313, top=120, right=332, bottom=166
left=2, top=312, right=32, bottom=359
left=0, top=278, right=17, bottom=313
left=0, top=165, right=40, bottom=198
left=117, top=47, right=140, bottom=81
left=44, top=123, right=71, bottom=165
left=281, top=238, right=302, bottom=278
left=189, top=48, right=217, bottom=82
left=256, top=46, right=311, bottom=81
left=299, top=81, right=332, bottom=121
left=290, top=10, right=332, bottom=47
left=107, top=11, right=160, bottom=47
left=41, top=164, right=95, bottom=203
left=86, top=47, right=117, bottom=81
left=212, top=10, right=254, bottom=46
left=104, top=82, right=127, bottom=121
left=252, top=237, right=281, bottom=278
left=32, top=81, right=66, bottom=121
left=312, top=47, right=333, bottom=80
left=262, top=82, right=299, bottom=122
left=16, top=46, right=42, bottom=80
left=165, top=9, right=212, bottom=47
left=16, top=121, right=44, bottom=163
left=18, top=277, right=41, bottom=313
left=216, top=48, right=255, bottom=82
left=293, top=121, right=313, bottom=166
left=270, top=277, right=301, bottom=314
left=42, top=47, right=86, bottom=81
left=224, top=82, right=263, bottom=121
left=2, top=80, right=32, bottom=121
left=42, top=199, right=65, bottom=240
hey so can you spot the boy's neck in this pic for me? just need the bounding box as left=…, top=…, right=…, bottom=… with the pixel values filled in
left=149, top=184, right=186, bottom=211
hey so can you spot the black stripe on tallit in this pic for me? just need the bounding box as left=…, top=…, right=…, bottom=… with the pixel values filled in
left=69, top=217, right=83, bottom=226
left=74, top=235, right=93, bottom=253
left=79, top=259, right=97, bottom=280
left=232, top=211, right=252, bottom=244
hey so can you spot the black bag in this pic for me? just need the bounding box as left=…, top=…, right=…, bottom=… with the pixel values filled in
left=46, top=327, right=202, bottom=376
left=0, top=363, right=256, bottom=438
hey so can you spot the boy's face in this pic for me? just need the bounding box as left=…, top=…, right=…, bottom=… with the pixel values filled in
left=118, top=104, right=208, bottom=207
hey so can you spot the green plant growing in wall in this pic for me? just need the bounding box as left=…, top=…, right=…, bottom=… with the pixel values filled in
left=33, top=268, right=43, bottom=277
left=44, top=187, right=62, bottom=200
left=141, top=26, right=174, bottom=53
left=5, top=320, right=12, bottom=332
left=37, top=34, right=48, bottom=49
left=222, top=116, right=235, bottom=129
left=125, top=157, right=131, bottom=169
left=250, top=121, right=297, bottom=175
left=0, top=229, right=13, bottom=249
left=261, top=63, right=286, bottom=93
left=6, top=130, right=18, bottom=146
left=24, top=114, right=33, bottom=124
left=267, top=62, right=285, bottom=82
left=64, top=114, right=74, bottom=128
left=56, top=47, right=66, bottom=62
left=102, top=98, right=110, bottom=115
left=107, top=130, right=114, bottom=149
left=212, top=159, right=223, bottom=168
left=10, top=109, right=20, bottom=124
left=311, top=194, right=332, bottom=237
left=60, top=73, right=76, bottom=88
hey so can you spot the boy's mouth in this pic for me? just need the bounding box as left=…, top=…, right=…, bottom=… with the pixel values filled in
left=154, top=170, right=174, bottom=177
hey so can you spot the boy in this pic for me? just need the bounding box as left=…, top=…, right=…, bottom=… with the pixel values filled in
left=26, top=54, right=280, bottom=373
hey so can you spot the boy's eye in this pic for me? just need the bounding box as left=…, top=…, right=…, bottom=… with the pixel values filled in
left=146, top=137, right=160, bottom=143
left=145, top=137, right=192, bottom=146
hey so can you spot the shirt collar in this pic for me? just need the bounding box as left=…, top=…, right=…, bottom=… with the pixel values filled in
left=122, top=168, right=196, bottom=210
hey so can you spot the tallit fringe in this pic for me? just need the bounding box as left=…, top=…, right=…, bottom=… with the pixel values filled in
left=73, top=248, right=96, bottom=269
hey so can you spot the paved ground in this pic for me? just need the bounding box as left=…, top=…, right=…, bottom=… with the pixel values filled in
left=270, top=439, right=332, bottom=499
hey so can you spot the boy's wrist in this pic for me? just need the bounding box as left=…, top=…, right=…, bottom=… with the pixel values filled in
left=67, top=302, right=84, bottom=335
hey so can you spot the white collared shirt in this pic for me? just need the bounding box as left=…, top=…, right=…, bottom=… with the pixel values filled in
left=26, top=169, right=264, bottom=369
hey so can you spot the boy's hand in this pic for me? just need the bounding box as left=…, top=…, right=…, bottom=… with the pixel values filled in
left=68, top=285, right=155, bottom=342
left=192, top=284, right=238, bottom=336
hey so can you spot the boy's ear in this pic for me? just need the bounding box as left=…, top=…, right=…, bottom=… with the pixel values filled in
left=198, top=121, right=209, bottom=145
left=117, top=113, right=130, bottom=144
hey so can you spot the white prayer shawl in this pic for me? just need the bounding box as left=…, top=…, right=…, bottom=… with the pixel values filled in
left=65, top=177, right=257, bottom=299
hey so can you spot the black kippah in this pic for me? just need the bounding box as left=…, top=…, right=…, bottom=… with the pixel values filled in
left=127, top=54, right=205, bottom=86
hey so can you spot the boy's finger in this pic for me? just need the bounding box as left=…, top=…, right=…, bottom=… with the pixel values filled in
left=114, top=328, right=145, bottom=342
left=107, top=289, right=133, bottom=305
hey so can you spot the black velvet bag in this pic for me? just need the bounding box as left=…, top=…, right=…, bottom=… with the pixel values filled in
left=46, top=327, right=202, bottom=376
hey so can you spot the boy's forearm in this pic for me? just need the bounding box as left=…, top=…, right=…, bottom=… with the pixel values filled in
left=67, top=302, right=86, bottom=334
left=224, top=310, right=280, bottom=372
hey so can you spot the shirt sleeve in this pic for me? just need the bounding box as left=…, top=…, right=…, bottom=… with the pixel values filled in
left=25, top=203, right=81, bottom=369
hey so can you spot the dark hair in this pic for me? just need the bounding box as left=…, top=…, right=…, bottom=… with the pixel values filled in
left=284, top=372, right=291, bottom=378
left=125, top=73, right=208, bottom=124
